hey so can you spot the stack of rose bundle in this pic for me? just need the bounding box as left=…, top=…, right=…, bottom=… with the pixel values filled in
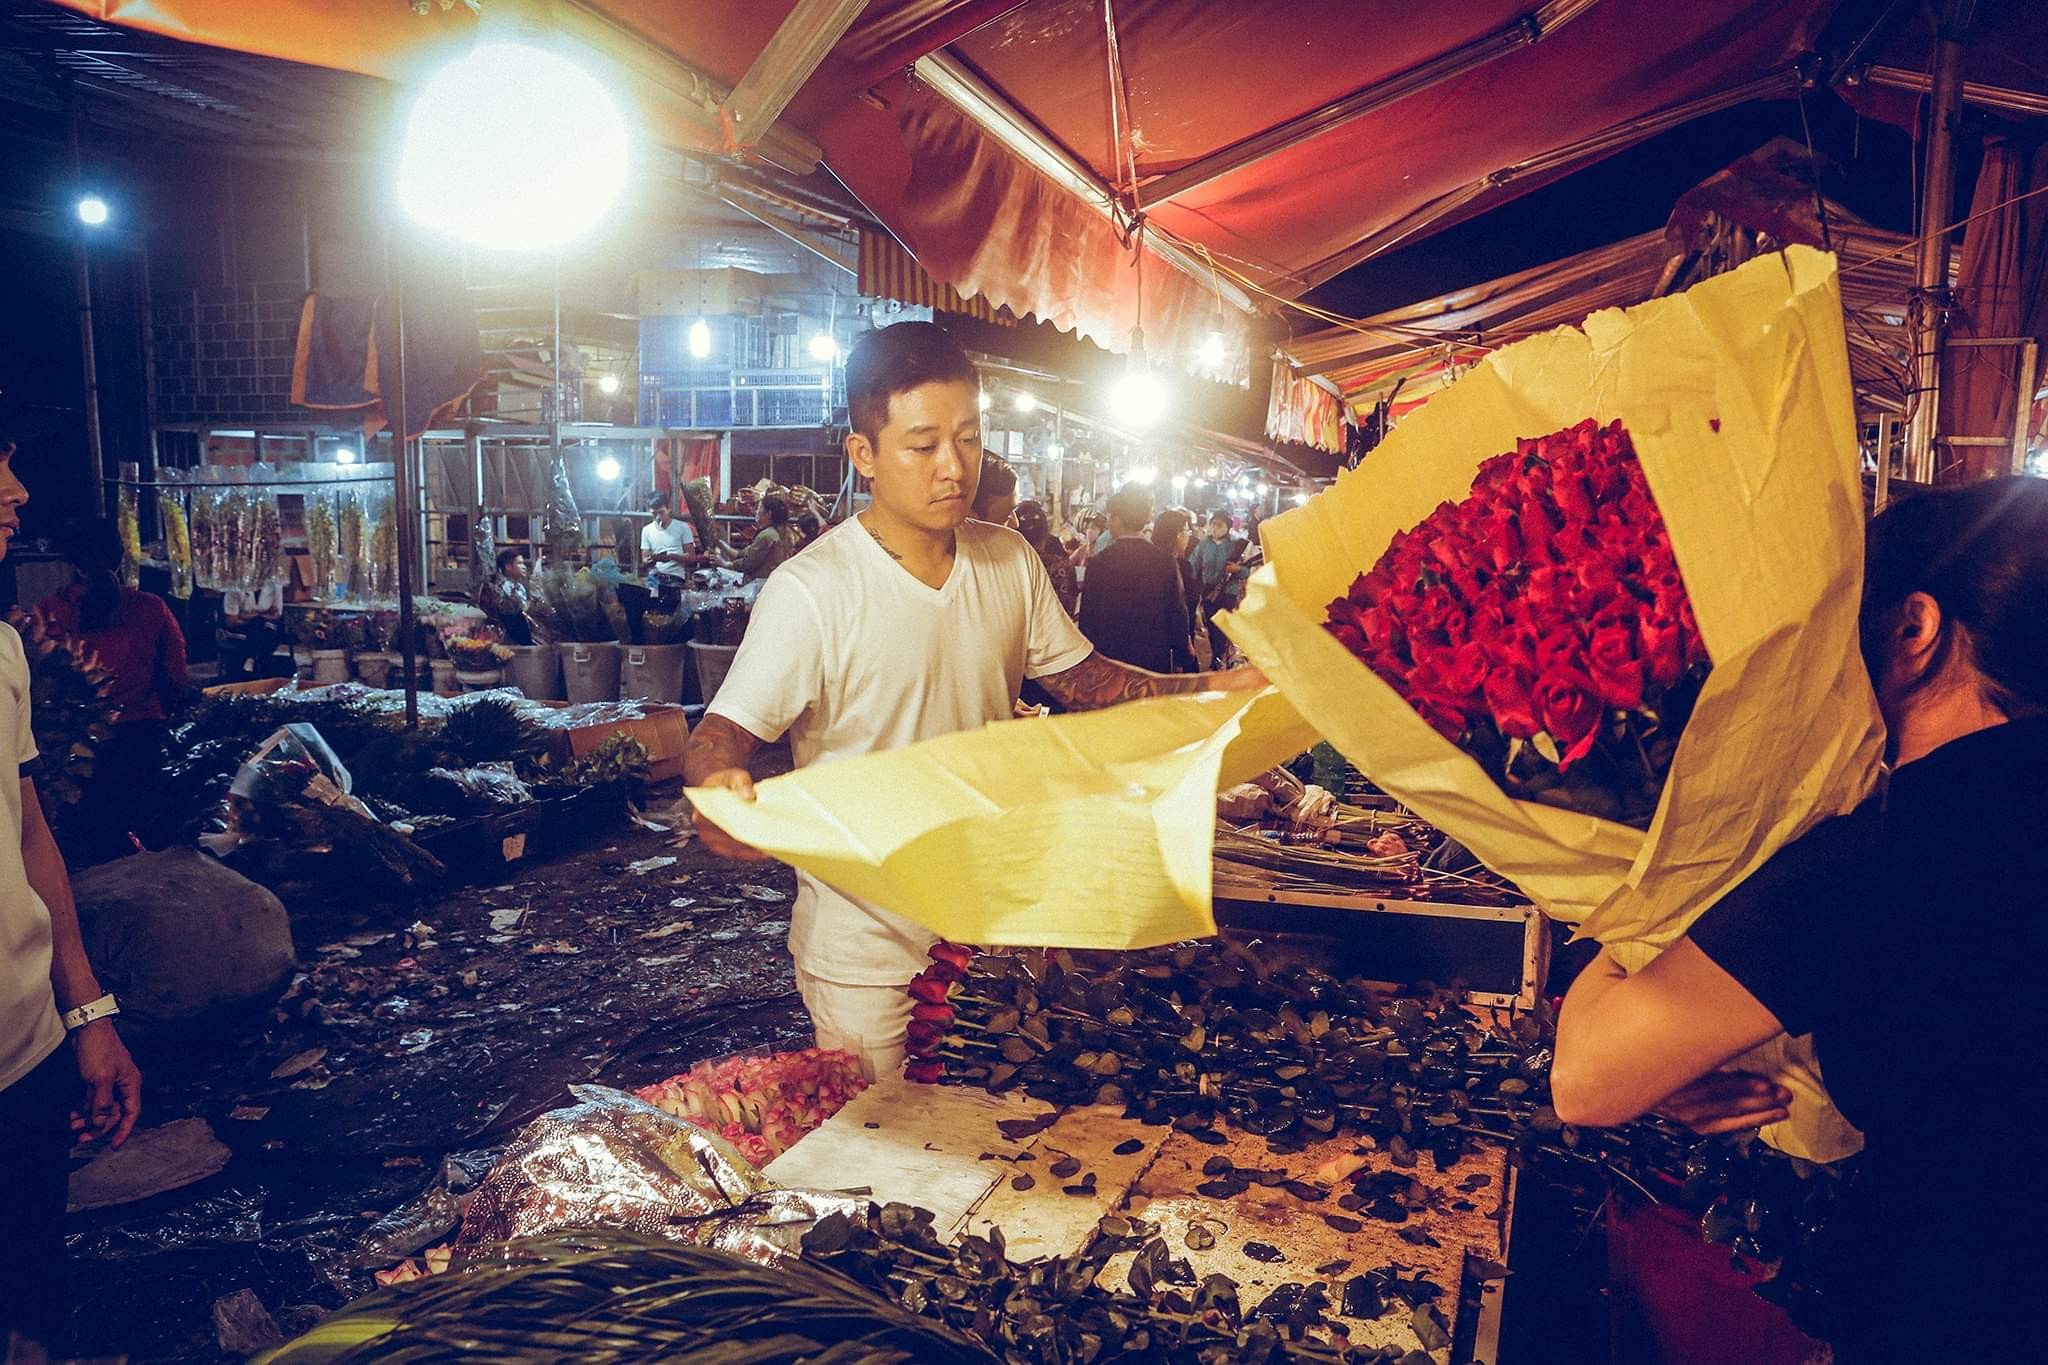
left=634, top=1048, right=868, bottom=1167
left=1323, top=418, right=1707, bottom=828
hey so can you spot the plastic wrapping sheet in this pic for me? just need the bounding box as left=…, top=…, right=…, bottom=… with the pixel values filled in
left=454, top=1086, right=869, bottom=1266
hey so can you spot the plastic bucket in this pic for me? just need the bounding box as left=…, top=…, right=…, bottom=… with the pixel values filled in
left=559, top=641, right=622, bottom=703
left=429, top=659, right=459, bottom=695
left=621, top=643, right=689, bottom=702
left=504, top=644, right=563, bottom=701
left=311, top=648, right=350, bottom=684
left=355, top=651, right=394, bottom=689
left=688, top=641, right=740, bottom=705
left=456, top=668, right=503, bottom=691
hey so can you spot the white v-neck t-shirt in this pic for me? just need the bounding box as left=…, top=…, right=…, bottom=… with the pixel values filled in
left=707, top=517, right=1092, bottom=984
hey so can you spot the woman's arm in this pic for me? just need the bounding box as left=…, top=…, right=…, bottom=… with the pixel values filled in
left=1551, top=939, right=1786, bottom=1127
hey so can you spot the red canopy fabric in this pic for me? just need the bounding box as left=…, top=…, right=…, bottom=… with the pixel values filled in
left=1940, top=137, right=2048, bottom=479
left=58, top=0, right=1844, bottom=371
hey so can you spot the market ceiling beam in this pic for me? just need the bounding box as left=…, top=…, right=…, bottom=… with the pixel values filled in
left=720, top=0, right=873, bottom=154
left=1140, top=0, right=1601, bottom=207
left=1291, top=67, right=1807, bottom=292
left=910, top=49, right=1257, bottom=321
left=530, top=0, right=827, bottom=175
left=1854, top=63, right=2048, bottom=118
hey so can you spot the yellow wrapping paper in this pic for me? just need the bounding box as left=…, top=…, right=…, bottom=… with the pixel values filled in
left=688, top=687, right=1319, bottom=949
left=1221, top=247, right=1886, bottom=1161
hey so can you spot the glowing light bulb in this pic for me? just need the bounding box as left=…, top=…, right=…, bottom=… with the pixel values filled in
left=1198, top=331, right=1226, bottom=367
left=1047, top=442, right=1064, bottom=459
left=596, top=454, right=622, bottom=481
left=396, top=43, right=629, bottom=252
left=1171, top=474, right=1188, bottom=491
left=1130, top=466, right=1157, bottom=486
left=1013, top=392, right=1039, bottom=414
left=336, top=446, right=359, bottom=466
left=688, top=319, right=712, bottom=360
left=76, top=196, right=109, bottom=226
left=1291, top=490, right=1310, bottom=506
left=808, top=334, right=840, bottom=363
left=1110, top=370, right=1168, bottom=430
left=597, top=374, right=620, bottom=395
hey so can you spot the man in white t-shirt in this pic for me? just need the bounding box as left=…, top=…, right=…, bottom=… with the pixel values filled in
left=639, top=490, right=698, bottom=590
left=684, top=323, right=1262, bottom=1077
left=0, top=437, right=142, bottom=1350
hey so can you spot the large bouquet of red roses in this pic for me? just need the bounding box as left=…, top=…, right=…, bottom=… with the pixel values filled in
left=1324, top=418, right=1708, bottom=828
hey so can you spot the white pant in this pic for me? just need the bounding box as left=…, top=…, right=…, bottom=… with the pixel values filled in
left=794, top=969, right=912, bottom=1081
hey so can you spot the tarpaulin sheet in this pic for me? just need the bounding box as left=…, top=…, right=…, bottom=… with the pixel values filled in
left=1223, top=247, right=1884, bottom=1160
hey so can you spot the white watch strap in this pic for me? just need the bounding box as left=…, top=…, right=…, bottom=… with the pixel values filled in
left=62, top=993, right=119, bottom=1031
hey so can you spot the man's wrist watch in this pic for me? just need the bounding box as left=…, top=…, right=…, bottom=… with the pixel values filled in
left=62, top=993, right=120, bottom=1031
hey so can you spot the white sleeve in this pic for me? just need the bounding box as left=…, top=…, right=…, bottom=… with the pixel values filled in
left=1020, top=537, right=1092, bottom=679
left=704, top=570, right=828, bottom=744
left=639, top=523, right=657, bottom=554
left=680, top=523, right=697, bottom=548
left=2, top=623, right=35, bottom=766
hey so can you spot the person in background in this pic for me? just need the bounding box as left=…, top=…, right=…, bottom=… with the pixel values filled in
left=684, top=322, right=1261, bottom=1078
left=1550, top=478, right=2048, bottom=1363
left=39, top=518, right=188, bottom=861
left=1077, top=483, right=1196, bottom=674
left=1013, top=500, right=1078, bottom=617
left=796, top=510, right=825, bottom=548
left=1068, top=510, right=1108, bottom=579
left=721, top=493, right=797, bottom=582
left=639, top=491, right=699, bottom=593
left=215, top=578, right=285, bottom=681
left=971, top=456, right=1019, bottom=527
left=0, top=440, right=143, bottom=1356
left=1153, top=507, right=1201, bottom=636
left=1193, top=509, right=1245, bottom=661
left=483, top=547, right=533, bottom=645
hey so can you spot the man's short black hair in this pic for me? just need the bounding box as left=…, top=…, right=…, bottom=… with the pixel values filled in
left=1107, top=483, right=1153, bottom=529
left=496, top=546, right=526, bottom=572
left=846, top=321, right=978, bottom=442
left=650, top=490, right=672, bottom=512
left=1208, top=508, right=1232, bottom=528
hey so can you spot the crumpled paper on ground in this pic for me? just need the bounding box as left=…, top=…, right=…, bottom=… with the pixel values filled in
left=1220, top=247, right=1885, bottom=1161
left=689, top=687, right=1317, bottom=949
left=454, top=1085, right=868, bottom=1265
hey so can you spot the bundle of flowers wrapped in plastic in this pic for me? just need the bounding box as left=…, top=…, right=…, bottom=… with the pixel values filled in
left=634, top=1048, right=868, bottom=1166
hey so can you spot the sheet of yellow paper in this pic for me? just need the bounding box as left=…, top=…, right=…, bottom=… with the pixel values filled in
left=688, top=688, right=1319, bottom=950
left=1222, top=248, right=1885, bottom=1161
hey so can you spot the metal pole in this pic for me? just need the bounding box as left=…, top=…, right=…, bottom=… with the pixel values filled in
left=386, top=238, right=421, bottom=730
left=1874, top=412, right=1896, bottom=511
left=66, top=90, right=107, bottom=517
left=1904, top=0, right=1974, bottom=484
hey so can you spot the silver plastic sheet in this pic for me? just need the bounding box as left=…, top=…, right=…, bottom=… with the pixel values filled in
left=454, top=1086, right=866, bottom=1266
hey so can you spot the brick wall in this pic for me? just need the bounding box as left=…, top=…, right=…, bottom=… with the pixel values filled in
left=151, top=279, right=305, bottom=425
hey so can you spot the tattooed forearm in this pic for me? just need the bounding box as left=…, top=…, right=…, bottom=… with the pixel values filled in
left=1036, top=651, right=1211, bottom=711
left=683, top=714, right=764, bottom=785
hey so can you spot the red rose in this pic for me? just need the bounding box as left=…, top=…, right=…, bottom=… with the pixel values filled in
left=1533, top=624, right=1586, bottom=676
left=1408, top=695, right=1469, bottom=742
left=1536, top=668, right=1601, bottom=749
left=910, top=1000, right=955, bottom=1025
left=907, top=974, right=953, bottom=1005
left=905, top=1059, right=944, bottom=1084
left=1438, top=641, right=1490, bottom=707
left=1483, top=666, right=1541, bottom=738
left=1638, top=616, right=1685, bottom=689
left=1587, top=626, right=1645, bottom=710
left=1678, top=599, right=1709, bottom=668
left=1329, top=621, right=1368, bottom=659
left=928, top=941, right=975, bottom=973
left=906, top=1018, right=947, bottom=1054
left=1360, top=605, right=1405, bottom=655
left=1519, top=497, right=1558, bottom=561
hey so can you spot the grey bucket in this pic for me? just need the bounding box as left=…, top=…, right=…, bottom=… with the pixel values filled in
left=621, top=643, right=688, bottom=702
left=504, top=644, right=563, bottom=700
left=558, top=641, right=622, bottom=703
left=688, top=641, right=740, bottom=705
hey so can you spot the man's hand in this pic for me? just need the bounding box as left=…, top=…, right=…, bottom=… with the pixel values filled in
left=69, top=1019, right=142, bottom=1148
left=1654, top=1071, right=1791, bottom=1136
left=1204, top=664, right=1266, bottom=692
left=691, top=767, right=771, bottom=862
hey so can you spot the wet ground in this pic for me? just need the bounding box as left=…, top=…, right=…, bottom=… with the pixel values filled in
left=62, top=763, right=812, bottom=1363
